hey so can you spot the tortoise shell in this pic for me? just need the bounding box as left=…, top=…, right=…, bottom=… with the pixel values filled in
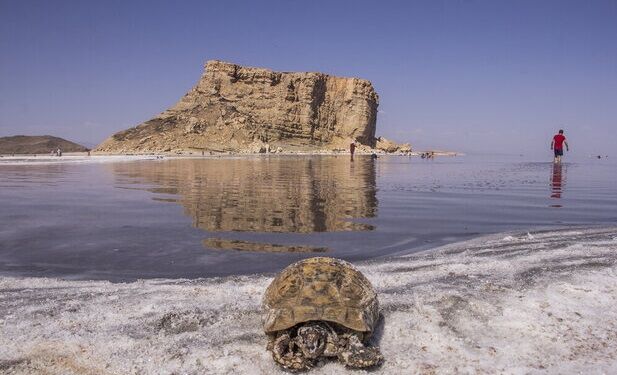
left=262, top=257, right=379, bottom=333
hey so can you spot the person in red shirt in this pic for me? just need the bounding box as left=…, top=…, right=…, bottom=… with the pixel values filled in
left=551, top=129, right=569, bottom=163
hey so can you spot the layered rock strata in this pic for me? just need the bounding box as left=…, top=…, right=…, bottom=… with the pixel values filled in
left=95, top=60, right=380, bottom=153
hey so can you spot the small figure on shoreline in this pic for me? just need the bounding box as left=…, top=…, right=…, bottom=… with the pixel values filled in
left=350, top=141, right=356, bottom=161
left=551, top=129, right=569, bottom=163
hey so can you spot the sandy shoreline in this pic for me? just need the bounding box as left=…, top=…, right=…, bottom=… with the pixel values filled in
left=1, top=226, right=616, bottom=374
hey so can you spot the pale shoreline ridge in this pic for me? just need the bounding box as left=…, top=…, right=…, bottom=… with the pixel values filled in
left=0, top=152, right=463, bottom=166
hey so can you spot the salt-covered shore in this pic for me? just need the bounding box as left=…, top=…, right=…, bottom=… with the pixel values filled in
left=0, top=154, right=161, bottom=165
left=1, top=227, right=616, bottom=374
left=0, top=150, right=461, bottom=168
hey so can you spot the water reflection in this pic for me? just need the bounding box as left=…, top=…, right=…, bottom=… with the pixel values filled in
left=0, top=164, right=71, bottom=188
left=202, top=238, right=328, bottom=253
left=550, top=162, right=566, bottom=206
left=111, top=157, right=378, bottom=235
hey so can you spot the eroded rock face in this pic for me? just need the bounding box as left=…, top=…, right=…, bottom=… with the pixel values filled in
left=95, top=60, right=379, bottom=153
left=376, top=137, right=411, bottom=153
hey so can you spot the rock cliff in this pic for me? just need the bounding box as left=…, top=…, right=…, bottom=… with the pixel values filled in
left=95, top=60, right=380, bottom=153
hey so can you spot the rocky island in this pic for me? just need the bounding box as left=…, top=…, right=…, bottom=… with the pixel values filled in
left=95, top=60, right=410, bottom=154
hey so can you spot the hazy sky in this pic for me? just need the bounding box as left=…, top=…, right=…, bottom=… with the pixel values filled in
left=1, top=0, right=615, bottom=156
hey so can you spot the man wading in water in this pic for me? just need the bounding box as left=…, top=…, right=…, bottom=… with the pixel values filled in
left=551, top=129, right=569, bottom=163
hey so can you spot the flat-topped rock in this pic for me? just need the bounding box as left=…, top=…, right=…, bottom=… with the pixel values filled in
left=95, top=60, right=380, bottom=153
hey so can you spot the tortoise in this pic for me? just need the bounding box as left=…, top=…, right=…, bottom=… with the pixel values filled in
left=262, top=257, right=383, bottom=371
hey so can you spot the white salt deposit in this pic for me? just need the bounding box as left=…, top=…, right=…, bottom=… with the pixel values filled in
left=1, top=227, right=616, bottom=374
left=0, top=155, right=160, bottom=166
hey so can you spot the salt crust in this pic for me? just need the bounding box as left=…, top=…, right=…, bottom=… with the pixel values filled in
left=0, top=155, right=159, bottom=166
left=1, top=227, right=616, bottom=374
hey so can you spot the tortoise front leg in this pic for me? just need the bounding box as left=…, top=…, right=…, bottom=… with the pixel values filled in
left=271, top=332, right=314, bottom=371
left=337, top=334, right=384, bottom=369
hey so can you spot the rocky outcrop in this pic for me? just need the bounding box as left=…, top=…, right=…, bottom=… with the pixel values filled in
left=95, top=60, right=380, bottom=153
left=375, top=137, right=411, bottom=153
left=0, top=135, right=88, bottom=154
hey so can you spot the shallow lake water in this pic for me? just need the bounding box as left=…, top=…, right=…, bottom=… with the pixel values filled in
left=1, top=154, right=616, bottom=280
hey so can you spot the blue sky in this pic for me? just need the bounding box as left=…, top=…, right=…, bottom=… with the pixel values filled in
left=1, top=0, right=615, bottom=156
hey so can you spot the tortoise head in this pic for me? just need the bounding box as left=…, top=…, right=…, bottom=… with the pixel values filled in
left=296, top=322, right=329, bottom=359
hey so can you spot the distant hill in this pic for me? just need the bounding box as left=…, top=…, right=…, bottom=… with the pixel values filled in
left=0, top=135, right=89, bottom=154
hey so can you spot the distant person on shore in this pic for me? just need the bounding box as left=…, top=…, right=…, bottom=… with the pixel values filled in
left=420, top=152, right=434, bottom=159
left=350, top=142, right=356, bottom=160
left=551, top=129, right=569, bottom=163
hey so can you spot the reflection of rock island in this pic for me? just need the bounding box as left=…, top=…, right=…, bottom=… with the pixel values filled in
left=112, top=157, right=377, bottom=233
left=202, top=238, right=327, bottom=253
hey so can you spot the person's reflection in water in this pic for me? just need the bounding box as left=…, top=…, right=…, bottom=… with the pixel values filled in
left=550, top=162, right=565, bottom=206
